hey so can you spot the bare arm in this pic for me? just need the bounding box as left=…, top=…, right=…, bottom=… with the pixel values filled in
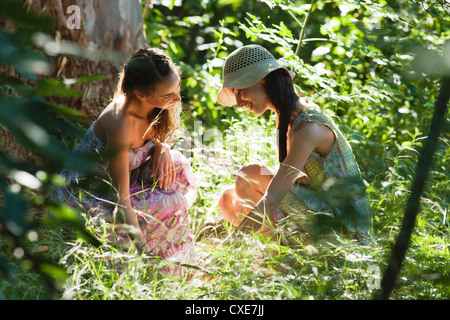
left=236, top=121, right=335, bottom=234
left=105, top=120, right=147, bottom=249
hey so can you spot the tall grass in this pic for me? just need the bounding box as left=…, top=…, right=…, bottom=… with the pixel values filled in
left=1, top=107, right=449, bottom=300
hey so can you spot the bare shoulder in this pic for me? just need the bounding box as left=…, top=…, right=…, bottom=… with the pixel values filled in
left=95, top=101, right=133, bottom=149
left=289, top=120, right=336, bottom=155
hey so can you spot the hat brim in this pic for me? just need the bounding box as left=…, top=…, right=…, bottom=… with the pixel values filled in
left=217, top=67, right=295, bottom=107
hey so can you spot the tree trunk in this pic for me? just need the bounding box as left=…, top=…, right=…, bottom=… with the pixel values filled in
left=1, top=0, right=147, bottom=162
left=29, top=0, right=147, bottom=119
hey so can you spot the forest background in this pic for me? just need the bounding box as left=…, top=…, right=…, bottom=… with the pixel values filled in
left=0, top=0, right=449, bottom=300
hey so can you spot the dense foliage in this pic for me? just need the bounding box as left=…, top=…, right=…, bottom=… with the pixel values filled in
left=0, top=0, right=449, bottom=300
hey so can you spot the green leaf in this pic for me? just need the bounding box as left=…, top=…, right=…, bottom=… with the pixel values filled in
left=46, top=204, right=81, bottom=224
left=39, top=262, right=67, bottom=280
left=46, top=204, right=102, bottom=248
left=0, top=31, right=50, bottom=80
left=0, top=181, right=29, bottom=236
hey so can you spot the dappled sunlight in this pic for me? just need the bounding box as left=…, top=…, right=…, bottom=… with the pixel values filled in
left=1, top=0, right=449, bottom=301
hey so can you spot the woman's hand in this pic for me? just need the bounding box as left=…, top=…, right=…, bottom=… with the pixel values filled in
left=152, top=143, right=176, bottom=190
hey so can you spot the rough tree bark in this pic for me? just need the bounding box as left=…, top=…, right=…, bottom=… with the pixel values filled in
left=1, top=0, right=147, bottom=161
left=29, top=0, right=147, bottom=118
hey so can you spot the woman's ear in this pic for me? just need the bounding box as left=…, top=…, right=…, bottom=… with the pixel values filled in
left=260, top=78, right=266, bottom=85
left=133, top=89, right=147, bottom=101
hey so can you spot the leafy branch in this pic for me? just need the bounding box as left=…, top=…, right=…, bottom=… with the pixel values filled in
left=294, top=0, right=316, bottom=57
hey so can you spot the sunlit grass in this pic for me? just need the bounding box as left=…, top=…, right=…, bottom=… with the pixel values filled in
left=1, top=109, right=449, bottom=300
left=53, top=110, right=383, bottom=300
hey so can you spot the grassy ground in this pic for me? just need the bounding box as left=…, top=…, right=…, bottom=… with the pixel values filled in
left=1, top=109, right=449, bottom=300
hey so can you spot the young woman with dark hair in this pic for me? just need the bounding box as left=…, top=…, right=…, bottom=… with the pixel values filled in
left=217, top=45, right=371, bottom=244
left=52, top=48, right=197, bottom=262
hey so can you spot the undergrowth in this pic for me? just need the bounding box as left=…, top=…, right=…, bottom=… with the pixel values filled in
left=2, top=108, right=448, bottom=300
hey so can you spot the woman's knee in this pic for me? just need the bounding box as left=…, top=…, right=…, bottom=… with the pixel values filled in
left=237, top=163, right=273, bottom=178
left=235, top=164, right=273, bottom=194
left=219, top=185, right=233, bottom=205
left=170, top=149, right=194, bottom=178
left=169, top=149, right=187, bottom=164
left=219, top=186, right=241, bottom=226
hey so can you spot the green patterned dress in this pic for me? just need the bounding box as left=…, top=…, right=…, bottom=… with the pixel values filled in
left=274, top=99, right=372, bottom=244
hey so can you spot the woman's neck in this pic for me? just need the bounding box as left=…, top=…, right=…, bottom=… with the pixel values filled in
left=122, top=95, right=153, bottom=120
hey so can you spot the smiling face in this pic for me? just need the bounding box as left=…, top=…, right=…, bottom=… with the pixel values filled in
left=139, top=71, right=181, bottom=111
left=231, top=79, right=273, bottom=116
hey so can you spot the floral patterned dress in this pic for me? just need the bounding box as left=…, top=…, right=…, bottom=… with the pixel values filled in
left=51, top=121, right=197, bottom=263
left=274, top=99, right=372, bottom=244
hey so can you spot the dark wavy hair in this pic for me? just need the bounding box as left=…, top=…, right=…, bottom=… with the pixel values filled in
left=263, top=68, right=299, bottom=163
left=114, top=48, right=181, bottom=144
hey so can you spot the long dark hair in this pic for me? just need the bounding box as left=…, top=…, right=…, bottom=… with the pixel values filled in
left=263, top=69, right=299, bottom=163
left=114, top=48, right=181, bottom=144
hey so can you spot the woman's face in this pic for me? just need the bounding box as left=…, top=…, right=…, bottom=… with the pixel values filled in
left=140, top=71, right=181, bottom=111
left=232, top=79, right=272, bottom=116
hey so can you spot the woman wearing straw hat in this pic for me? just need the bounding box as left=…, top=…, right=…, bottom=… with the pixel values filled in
left=217, top=44, right=371, bottom=244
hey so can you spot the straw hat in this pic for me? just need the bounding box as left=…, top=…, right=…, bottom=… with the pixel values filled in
left=217, top=44, right=294, bottom=106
